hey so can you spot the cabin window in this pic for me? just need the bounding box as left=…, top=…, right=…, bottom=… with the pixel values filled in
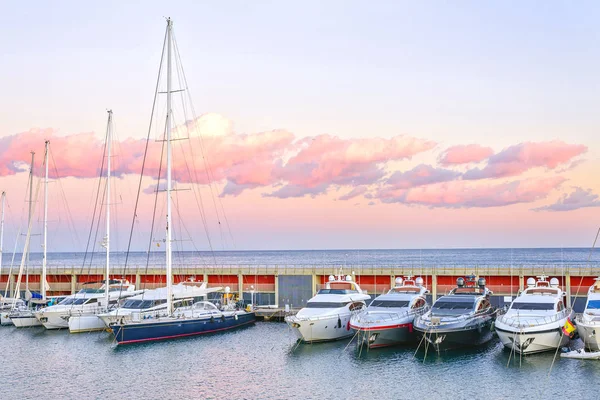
left=511, top=302, right=554, bottom=311
left=305, top=302, right=350, bottom=308
left=412, top=299, right=425, bottom=308
left=85, top=298, right=98, bottom=305
left=477, top=300, right=490, bottom=311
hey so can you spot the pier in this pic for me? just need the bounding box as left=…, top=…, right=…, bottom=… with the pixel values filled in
left=2, top=264, right=598, bottom=312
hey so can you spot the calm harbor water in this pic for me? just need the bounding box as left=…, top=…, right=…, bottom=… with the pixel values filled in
left=3, top=322, right=598, bottom=399
left=8, top=248, right=600, bottom=269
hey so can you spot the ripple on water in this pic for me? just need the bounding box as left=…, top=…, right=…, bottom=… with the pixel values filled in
left=2, top=323, right=599, bottom=400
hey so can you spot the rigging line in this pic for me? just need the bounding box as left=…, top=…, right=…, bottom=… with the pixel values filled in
left=49, top=148, right=82, bottom=250
left=73, top=127, right=107, bottom=277
left=171, top=110, right=217, bottom=263
left=140, top=117, right=167, bottom=298
left=121, top=27, right=168, bottom=280
left=572, top=227, right=600, bottom=301
left=172, top=32, right=236, bottom=249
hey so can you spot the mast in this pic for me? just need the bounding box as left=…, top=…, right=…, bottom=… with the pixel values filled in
left=0, top=192, right=5, bottom=280
left=26, top=151, right=34, bottom=292
left=42, top=141, right=49, bottom=300
left=165, top=18, right=173, bottom=315
left=105, top=110, right=113, bottom=309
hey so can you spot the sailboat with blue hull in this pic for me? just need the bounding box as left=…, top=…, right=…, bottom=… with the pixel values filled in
left=109, top=18, right=255, bottom=345
left=111, top=305, right=256, bottom=345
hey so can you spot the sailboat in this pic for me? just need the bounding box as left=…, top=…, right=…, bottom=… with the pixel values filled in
left=110, top=19, right=255, bottom=345
left=68, top=110, right=141, bottom=333
left=0, top=192, right=25, bottom=317
left=9, top=146, right=50, bottom=327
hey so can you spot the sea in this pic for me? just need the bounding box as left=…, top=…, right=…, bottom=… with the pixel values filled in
left=2, top=248, right=599, bottom=399
left=5, top=247, right=600, bottom=270
left=2, top=322, right=598, bottom=399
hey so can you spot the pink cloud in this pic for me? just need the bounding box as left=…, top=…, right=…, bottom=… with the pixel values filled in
left=386, top=164, right=460, bottom=189
left=268, top=134, right=436, bottom=197
left=439, top=144, right=494, bottom=165
left=464, top=141, right=586, bottom=180
left=376, top=177, right=565, bottom=208
left=338, top=185, right=369, bottom=201
left=534, top=187, right=600, bottom=212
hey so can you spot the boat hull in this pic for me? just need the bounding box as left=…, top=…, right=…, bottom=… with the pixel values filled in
left=38, top=312, right=69, bottom=330
left=110, top=312, right=256, bottom=345
left=68, top=314, right=107, bottom=333
left=575, top=322, right=600, bottom=352
left=414, top=319, right=495, bottom=352
left=352, top=322, right=417, bottom=348
left=0, top=313, right=14, bottom=326
left=496, top=326, right=569, bottom=354
left=286, top=313, right=354, bottom=343
left=11, top=316, right=42, bottom=328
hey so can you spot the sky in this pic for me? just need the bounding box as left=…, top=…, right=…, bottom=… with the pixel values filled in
left=1, top=1, right=600, bottom=251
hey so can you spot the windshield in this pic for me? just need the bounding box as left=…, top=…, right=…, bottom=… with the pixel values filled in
left=305, top=302, right=349, bottom=308
left=432, top=300, right=474, bottom=315
left=370, top=300, right=410, bottom=308
left=511, top=302, right=554, bottom=311
left=58, top=298, right=87, bottom=305
left=317, top=289, right=357, bottom=295
left=587, top=300, right=600, bottom=310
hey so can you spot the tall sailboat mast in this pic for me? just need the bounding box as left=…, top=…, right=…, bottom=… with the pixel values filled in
left=165, top=18, right=173, bottom=315
left=0, top=191, right=5, bottom=279
left=42, top=141, right=49, bottom=300
left=105, top=110, right=113, bottom=309
left=26, top=151, right=34, bottom=292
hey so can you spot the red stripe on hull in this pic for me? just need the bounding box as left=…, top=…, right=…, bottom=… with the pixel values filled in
left=349, top=322, right=412, bottom=332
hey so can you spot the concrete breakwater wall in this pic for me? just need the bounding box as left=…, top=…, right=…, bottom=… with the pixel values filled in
left=2, top=264, right=599, bottom=311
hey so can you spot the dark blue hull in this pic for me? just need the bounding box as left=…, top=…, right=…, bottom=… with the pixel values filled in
left=110, top=312, right=256, bottom=345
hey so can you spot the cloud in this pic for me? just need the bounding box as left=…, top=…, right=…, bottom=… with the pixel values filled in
left=263, top=183, right=328, bottom=199
left=386, top=164, right=461, bottom=189
left=439, top=144, right=493, bottom=166
left=377, top=177, right=565, bottom=208
left=533, top=187, right=600, bottom=212
left=463, top=141, right=586, bottom=180
left=338, top=185, right=369, bottom=201
left=270, top=134, right=436, bottom=197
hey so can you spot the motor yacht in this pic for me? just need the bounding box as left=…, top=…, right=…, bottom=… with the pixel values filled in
left=414, top=275, right=496, bottom=351
left=285, top=274, right=370, bottom=343
left=495, top=276, right=573, bottom=354
left=35, top=279, right=137, bottom=330
left=576, top=277, right=600, bottom=351
left=350, top=276, right=429, bottom=348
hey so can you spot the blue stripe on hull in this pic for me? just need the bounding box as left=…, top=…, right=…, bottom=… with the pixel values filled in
left=110, top=313, right=256, bottom=345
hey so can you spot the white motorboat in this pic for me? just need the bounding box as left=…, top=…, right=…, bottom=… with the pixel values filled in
left=495, top=276, right=573, bottom=355
left=575, top=277, right=600, bottom=351
left=35, top=279, right=137, bottom=330
left=350, top=276, right=429, bottom=348
left=285, top=274, right=370, bottom=343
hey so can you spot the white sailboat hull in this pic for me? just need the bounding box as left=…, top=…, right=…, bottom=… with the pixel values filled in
left=286, top=312, right=354, bottom=342
left=68, top=314, right=107, bottom=333
left=0, top=312, right=13, bottom=326
left=11, top=316, right=42, bottom=327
